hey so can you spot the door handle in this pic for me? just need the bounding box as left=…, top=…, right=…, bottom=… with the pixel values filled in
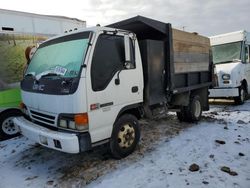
left=132, top=86, right=138, bottom=93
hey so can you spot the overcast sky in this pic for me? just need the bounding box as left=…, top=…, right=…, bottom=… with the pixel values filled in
left=1, top=0, right=250, bottom=36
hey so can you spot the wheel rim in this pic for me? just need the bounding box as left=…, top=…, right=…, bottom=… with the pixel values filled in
left=194, top=100, right=201, bottom=118
left=118, top=124, right=135, bottom=148
left=2, top=117, right=19, bottom=135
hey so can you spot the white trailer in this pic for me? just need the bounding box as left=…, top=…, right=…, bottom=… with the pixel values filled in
left=209, top=30, right=250, bottom=104
left=0, top=8, right=86, bottom=35
left=0, top=9, right=86, bottom=139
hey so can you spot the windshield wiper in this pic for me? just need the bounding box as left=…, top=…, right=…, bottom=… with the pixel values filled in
left=215, top=60, right=233, bottom=64
left=24, top=72, right=35, bottom=78
left=233, top=59, right=241, bottom=62
left=35, top=71, right=61, bottom=80
left=40, top=72, right=62, bottom=78
left=215, top=59, right=242, bottom=64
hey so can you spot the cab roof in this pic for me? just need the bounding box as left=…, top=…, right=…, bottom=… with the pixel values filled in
left=210, top=30, right=250, bottom=46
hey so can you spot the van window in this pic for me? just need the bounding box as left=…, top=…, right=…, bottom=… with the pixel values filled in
left=91, top=34, right=125, bottom=91
left=212, top=42, right=242, bottom=64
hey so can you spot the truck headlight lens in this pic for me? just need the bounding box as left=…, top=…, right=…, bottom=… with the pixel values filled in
left=60, top=119, right=67, bottom=128
left=68, top=120, right=76, bottom=129
left=222, top=74, right=230, bottom=80
left=58, top=113, right=88, bottom=131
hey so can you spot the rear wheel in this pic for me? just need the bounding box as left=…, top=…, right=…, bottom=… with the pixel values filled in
left=177, top=95, right=202, bottom=122
left=234, top=85, right=247, bottom=105
left=110, top=114, right=140, bottom=159
left=186, top=95, right=202, bottom=122
left=0, top=110, right=22, bottom=139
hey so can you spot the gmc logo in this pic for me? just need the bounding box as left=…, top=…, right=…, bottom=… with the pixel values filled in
left=33, top=83, right=45, bottom=91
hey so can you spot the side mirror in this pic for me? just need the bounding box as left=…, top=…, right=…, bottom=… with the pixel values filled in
left=124, top=62, right=133, bottom=69
left=124, top=35, right=131, bottom=64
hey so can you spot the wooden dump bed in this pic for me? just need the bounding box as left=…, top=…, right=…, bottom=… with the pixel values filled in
left=108, top=16, right=212, bottom=105
left=172, top=28, right=210, bottom=74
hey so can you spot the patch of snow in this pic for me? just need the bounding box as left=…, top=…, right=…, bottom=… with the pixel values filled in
left=0, top=100, right=250, bottom=188
left=88, top=101, right=250, bottom=188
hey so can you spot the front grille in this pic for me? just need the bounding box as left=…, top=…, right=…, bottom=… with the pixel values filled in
left=30, top=110, right=56, bottom=127
left=33, top=120, right=58, bottom=131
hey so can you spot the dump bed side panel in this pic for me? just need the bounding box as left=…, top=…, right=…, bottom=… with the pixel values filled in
left=172, top=28, right=212, bottom=91
left=172, top=28, right=210, bottom=73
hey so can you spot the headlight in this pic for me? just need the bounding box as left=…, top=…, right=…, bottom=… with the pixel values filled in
left=58, top=113, right=88, bottom=131
left=68, top=120, right=76, bottom=129
left=59, top=119, right=67, bottom=128
left=222, top=74, right=230, bottom=80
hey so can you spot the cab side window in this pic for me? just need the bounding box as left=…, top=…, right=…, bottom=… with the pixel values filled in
left=246, top=45, right=250, bottom=63
left=91, top=34, right=125, bottom=91
left=129, top=39, right=136, bottom=68
left=244, top=45, right=249, bottom=63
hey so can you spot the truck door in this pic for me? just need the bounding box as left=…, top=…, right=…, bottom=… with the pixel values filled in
left=86, top=33, right=143, bottom=143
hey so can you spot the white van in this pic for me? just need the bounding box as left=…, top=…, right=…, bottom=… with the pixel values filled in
left=209, top=30, right=250, bottom=104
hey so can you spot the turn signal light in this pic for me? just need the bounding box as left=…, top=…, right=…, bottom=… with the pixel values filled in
left=74, top=113, right=88, bottom=126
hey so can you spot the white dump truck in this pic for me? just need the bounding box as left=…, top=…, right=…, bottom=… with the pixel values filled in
left=14, top=16, right=212, bottom=158
left=209, top=30, right=250, bottom=104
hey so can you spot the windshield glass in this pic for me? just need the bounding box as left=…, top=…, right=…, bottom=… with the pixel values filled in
left=212, top=41, right=242, bottom=64
left=26, top=32, right=91, bottom=78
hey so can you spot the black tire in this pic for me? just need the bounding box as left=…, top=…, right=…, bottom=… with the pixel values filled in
left=176, top=107, right=188, bottom=122
left=234, top=85, right=247, bottom=105
left=185, top=95, right=202, bottom=122
left=0, top=110, right=22, bottom=139
left=110, top=114, right=140, bottom=159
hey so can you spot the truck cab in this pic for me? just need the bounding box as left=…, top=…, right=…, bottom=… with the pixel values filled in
left=209, top=30, right=250, bottom=104
left=14, top=26, right=143, bottom=158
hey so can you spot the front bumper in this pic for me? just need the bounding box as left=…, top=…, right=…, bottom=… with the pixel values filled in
left=209, top=88, right=239, bottom=98
left=13, top=116, right=91, bottom=153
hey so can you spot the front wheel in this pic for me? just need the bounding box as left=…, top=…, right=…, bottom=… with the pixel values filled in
left=110, top=114, right=140, bottom=159
left=234, top=86, right=247, bottom=105
left=0, top=110, right=22, bottom=139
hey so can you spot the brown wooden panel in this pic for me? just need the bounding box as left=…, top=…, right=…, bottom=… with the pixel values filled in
left=172, top=28, right=210, bottom=46
left=173, top=40, right=210, bottom=53
left=172, top=28, right=210, bottom=73
left=174, top=52, right=209, bottom=63
left=174, top=52, right=210, bottom=73
left=172, top=28, right=210, bottom=54
left=174, top=62, right=209, bottom=73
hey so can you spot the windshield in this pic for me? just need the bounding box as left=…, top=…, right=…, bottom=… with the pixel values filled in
left=212, top=41, right=242, bottom=64
left=26, top=32, right=91, bottom=78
